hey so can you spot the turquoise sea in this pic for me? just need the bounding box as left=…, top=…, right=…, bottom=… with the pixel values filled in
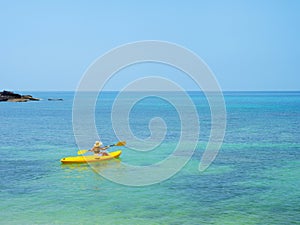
left=0, top=91, right=299, bottom=225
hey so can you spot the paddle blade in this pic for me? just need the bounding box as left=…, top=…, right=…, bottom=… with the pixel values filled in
left=77, top=149, right=89, bottom=155
left=115, top=141, right=126, bottom=146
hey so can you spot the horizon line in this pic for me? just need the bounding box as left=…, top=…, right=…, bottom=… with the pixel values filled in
left=3, top=89, right=300, bottom=93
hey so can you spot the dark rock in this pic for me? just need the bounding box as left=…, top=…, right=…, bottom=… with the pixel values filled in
left=0, top=90, right=40, bottom=102
left=0, top=96, right=9, bottom=101
left=48, top=98, right=63, bottom=101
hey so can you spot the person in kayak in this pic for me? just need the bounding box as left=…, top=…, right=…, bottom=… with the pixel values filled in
left=90, top=141, right=109, bottom=156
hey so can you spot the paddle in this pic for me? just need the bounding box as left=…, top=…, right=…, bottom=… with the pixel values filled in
left=77, top=141, right=126, bottom=155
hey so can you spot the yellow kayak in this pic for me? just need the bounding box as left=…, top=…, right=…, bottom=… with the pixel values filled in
left=60, top=150, right=122, bottom=164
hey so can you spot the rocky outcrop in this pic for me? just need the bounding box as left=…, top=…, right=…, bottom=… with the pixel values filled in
left=48, top=98, right=63, bottom=101
left=0, top=90, right=40, bottom=102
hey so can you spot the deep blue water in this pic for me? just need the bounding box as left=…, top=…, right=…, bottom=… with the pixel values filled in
left=0, top=91, right=299, bottom=224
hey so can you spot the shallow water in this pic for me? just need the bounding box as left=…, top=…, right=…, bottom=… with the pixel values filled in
left=0, top=91, right=299, bottom=224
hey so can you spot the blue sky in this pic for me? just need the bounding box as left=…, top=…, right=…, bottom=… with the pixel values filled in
left=0, top=0, right=299, bottom=91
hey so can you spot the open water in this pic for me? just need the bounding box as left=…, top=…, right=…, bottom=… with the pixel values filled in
left=0, top=91, right=299, bottom=224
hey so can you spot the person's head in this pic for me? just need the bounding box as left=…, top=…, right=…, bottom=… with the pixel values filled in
left=94, top=141, right=102, bottom=147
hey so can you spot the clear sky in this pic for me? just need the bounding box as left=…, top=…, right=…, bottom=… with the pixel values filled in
left=1, top=0, right=299, bottom=91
